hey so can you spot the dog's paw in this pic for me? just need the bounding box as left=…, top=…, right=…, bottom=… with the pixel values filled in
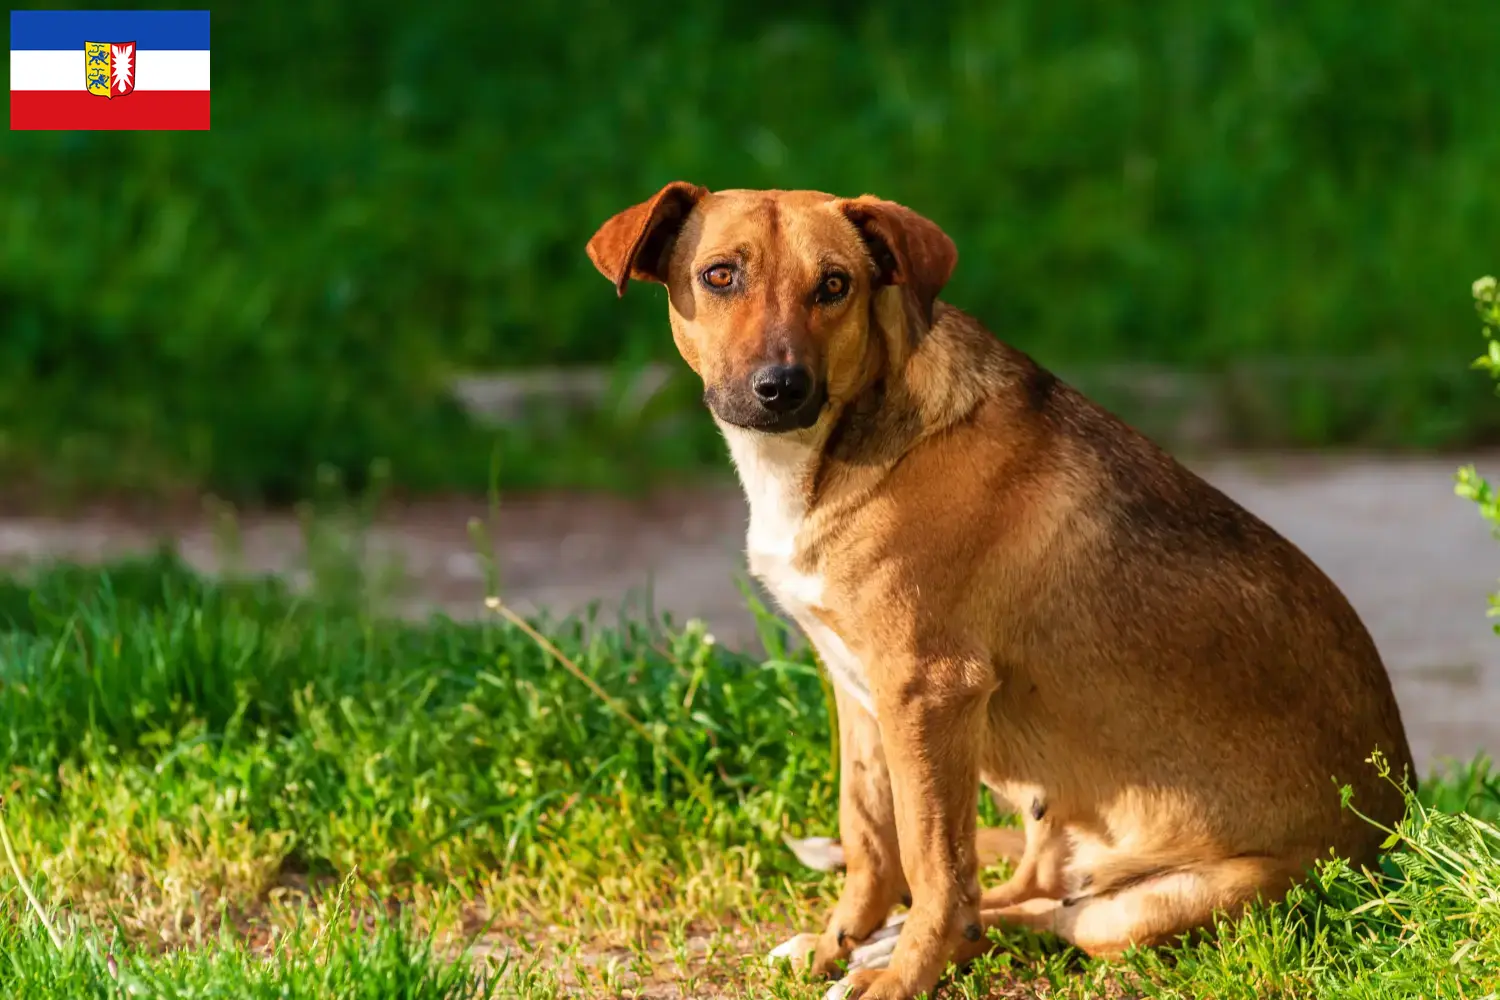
left=826, top=968, right=905, bottom=1000
left=783, top=834, right=846, bottom=872
left=822, top=913, right=906, bottom=997
left=766, top=931, right=819, bottom=968
left=848, top=926, right=900, bottom=971
left=824, top=978, right=856, bottom=1000
left=774, top=912, right=905, bottom=981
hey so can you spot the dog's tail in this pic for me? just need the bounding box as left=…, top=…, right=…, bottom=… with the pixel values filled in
left=784, top=826, right=1026, bottom=873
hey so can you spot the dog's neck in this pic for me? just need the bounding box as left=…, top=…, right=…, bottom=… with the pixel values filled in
left=717, top=419, right=823, bottom=573
left=817, top=301, right=994, bottom=488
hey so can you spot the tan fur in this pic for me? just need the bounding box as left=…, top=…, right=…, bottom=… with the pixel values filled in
left=586, top=185, right=1414, bottom=1000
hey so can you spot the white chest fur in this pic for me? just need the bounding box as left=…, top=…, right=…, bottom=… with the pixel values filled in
left=719, top=424, right=876, bottom=716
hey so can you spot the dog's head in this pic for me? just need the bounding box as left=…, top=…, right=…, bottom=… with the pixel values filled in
left=586, top=184, right=957, bottom=434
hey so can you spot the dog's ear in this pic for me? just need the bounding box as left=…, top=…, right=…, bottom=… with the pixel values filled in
left=586, top=181, right=710, bottom=298
left=840, top=196, right=957, bottom=326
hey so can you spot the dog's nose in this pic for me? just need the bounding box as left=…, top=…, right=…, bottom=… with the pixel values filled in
left=750, top=364, right=813, bottom=413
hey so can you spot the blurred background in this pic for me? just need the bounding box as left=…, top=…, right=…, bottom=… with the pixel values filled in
left=4, top=0, right=1500, bottom=768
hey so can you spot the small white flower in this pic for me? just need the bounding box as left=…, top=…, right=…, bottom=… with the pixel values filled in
left=1474, top=275, right=1497, bottom=301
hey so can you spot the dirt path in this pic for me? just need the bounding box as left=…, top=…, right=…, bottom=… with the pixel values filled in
left=2, top=452, right=1497, bottom=775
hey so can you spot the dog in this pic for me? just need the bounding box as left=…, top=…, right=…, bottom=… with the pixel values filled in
left=585, top=184, right=1414, bottom=1000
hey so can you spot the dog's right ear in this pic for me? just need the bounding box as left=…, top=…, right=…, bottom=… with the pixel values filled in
left=586, top=181, right=710, bottom=298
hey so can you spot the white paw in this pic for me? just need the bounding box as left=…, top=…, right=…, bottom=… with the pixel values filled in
left=841, top=912, right=905, bottom=976
left=769, top=911, right=906, bottom=977
left=848, top=927, right=900, bottom=971
left=766, top=931, right=818, bottom=966
left=783, top=835, right=846, bottom=871
left=824, top=979, right=855, bottom=1000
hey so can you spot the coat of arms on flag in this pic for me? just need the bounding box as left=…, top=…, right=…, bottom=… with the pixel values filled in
left=85, top=41, right=137, bottom=99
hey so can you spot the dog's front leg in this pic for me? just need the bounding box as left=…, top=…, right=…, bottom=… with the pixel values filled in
left=839, top=657, right=989, bottom=1000
left=808, top=681, right=908, bottom=976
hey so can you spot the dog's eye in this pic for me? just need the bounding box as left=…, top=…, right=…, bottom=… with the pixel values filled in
left=818, top=273, right=850, bottom=302
left=702, top=265, right=735, bottom=290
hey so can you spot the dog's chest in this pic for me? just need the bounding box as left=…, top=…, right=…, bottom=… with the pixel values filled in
left=722, top=428, right=876, bottom=716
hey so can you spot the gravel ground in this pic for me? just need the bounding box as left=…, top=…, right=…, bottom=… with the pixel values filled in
left=2, top=451, right=1496, bottom=775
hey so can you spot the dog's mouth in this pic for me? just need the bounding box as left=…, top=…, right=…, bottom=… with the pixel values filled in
left=705, top=381, right=827, bottom=434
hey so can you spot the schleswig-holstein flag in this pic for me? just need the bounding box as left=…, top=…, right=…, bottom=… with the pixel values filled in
left=10, top=10, right=210, bottom=130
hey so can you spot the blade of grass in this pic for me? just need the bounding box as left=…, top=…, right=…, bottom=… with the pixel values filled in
left=484, top=596, right=715, bottom=812
left=0, top=796, right=65, bottom=952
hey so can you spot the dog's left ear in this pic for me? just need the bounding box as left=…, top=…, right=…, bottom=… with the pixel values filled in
left=840, top=196, right=957, bottom=326
left=586, top=181, right=710, bottom=298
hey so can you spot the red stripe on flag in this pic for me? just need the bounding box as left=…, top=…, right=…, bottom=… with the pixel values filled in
left=10, top=90, right=210, bottom=131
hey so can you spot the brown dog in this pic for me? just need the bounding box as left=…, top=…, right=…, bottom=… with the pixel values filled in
left=586, top=184, right=1414, bottom=1000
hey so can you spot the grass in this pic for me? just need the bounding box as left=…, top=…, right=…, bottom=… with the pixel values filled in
left=0, top=551, right=1495, bottom=998
left=0, top=890, right=498, bottom=1000
left=5, top=0, right=1500, bottom=500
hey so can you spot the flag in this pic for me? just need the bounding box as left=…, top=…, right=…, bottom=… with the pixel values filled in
left=10, top=10, right=210, bottom=130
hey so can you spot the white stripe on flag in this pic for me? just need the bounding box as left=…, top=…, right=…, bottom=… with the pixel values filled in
left=9, top=50, right=211, bottom=91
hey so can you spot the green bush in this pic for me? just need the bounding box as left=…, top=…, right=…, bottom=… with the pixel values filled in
left=1456, top=275, right=1500, bottom=618
left=5, top=0, right=1500, bottom=500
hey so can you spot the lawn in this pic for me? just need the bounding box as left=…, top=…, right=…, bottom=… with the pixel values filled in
left=7, top=1, right=1500, bottom=502
left=0, top=551, right=1496, bottom=999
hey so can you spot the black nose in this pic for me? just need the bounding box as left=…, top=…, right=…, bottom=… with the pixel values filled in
left=750, top=364, right=813, bottom=413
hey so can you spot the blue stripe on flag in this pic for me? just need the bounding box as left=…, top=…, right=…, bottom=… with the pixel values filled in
left=9, top=10, right=210, bottom=51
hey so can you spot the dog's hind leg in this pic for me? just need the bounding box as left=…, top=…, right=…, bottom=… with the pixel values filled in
left=835, top=855, right=1306, bottom=986
left=974, top=826, right=1027, bottom=869
left=974, top=796, right=1070, bottom=911
left=1040, top=855, right=1307, bottom=957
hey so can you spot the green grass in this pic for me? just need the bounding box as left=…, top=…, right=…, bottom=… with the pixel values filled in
left=5, top=0, right=1500, bottom=500
left=0, top=893, right=499, bottom=1000
left=0, top=554, right=1496, bottom=997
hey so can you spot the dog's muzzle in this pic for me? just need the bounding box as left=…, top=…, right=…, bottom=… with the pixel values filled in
left=706, top=363, right=826, bottom=432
